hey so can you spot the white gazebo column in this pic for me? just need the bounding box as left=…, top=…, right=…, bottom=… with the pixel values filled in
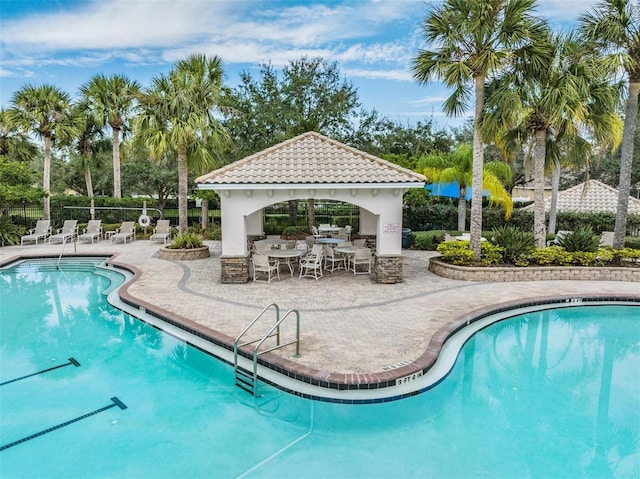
left=218, top=190, right=251, bottom=283
left=371, top=189, right=405, bottom=284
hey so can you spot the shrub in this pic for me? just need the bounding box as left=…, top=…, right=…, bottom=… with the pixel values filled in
left=435, top=240, right=504, bottom=265
left=625, top=237, right=640, bottom=250
left=490, top=226, right=535, bottom=264
left=557, top=226, right=600, bottom=252
left=436, top=241, right=475, bottom=265
left=0, top=217, right=24, bottom=246
left=530, top=246, right=572, bottom=266
left=413, top=230, right=451, bottom=250
left=480, top=242, right=504, bottom=266
left=282, top=226, right=310, bottom=239
left=167, top=232, right=203, bottom=249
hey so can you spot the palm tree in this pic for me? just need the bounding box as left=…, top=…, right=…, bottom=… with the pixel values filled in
left=133, top=54, right=230, bottom=233
left=412, top=0, right=549, bottom=259
left=580, top=0, right=640, bottom=249
left=7, top=85, right=74, bottom=220
left=484, top=32, right=623, bottom=247
left=0, top=108, right=38, bottom=162
left=80, top=74, right=141, bottom=199
left=419, top=143, right=513, bottom=231
left=71, top=100, right=107, bottom=220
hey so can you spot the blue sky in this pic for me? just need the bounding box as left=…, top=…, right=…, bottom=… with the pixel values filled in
left=1, top=0, right=597, bottom=130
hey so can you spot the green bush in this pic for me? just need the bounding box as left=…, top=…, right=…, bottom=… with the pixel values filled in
left=625, top=237, right=640, bottom=250
left=436, top=241, right=476, bottom=265
left=480, top=242, right=504, bottom=265
left=282, top=226, right=310, bottom=239
left=413, top=230, right=450, bottom=250
left=0, top=217, right=25, bottom=246
left=557, top=226, right=600, bottom=252
left=530, top=246, right=573, bottom=266
left=490, top=226, right=535, bottom=264
left=167, top=232, right=203, bottom=249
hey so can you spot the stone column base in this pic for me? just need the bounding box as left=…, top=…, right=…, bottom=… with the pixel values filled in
left=372, top=255, right=403, bottom=284
left=221, top=254, right=250, bottom=284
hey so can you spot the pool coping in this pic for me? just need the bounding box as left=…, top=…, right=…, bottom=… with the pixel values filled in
left=3, top=252, right=640, bottom=402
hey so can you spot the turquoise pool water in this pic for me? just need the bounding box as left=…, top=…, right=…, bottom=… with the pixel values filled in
left=1, top=260, right=639, bottom=478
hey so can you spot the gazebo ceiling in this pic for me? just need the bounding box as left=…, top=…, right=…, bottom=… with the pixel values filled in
left=195, top=131, right=426, bottom=189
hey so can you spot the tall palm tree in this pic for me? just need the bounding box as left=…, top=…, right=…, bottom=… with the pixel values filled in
left=80, top=74, right=141, bottom=199
left=419, top=143, right=513, bottom=231
left=71, top=99, right=107, bottom=220
left=133, top=54, right=230, bottom=233
left=7, top=85, right=74, bottom=220
left=484, top=32, right=623, bottom=247
left=412, top=0, right=549, bottom=259
left=580, top=0, right=640, bottom=249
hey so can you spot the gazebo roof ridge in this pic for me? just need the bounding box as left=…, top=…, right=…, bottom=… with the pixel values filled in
left=196, top=131, right=426, bottom=186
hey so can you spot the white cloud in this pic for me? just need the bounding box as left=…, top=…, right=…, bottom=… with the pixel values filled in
left=344, top=68, right=413, bottom=81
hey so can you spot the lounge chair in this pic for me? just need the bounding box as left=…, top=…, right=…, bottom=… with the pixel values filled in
left=252, top=254, right=279, bottom=283
left=21, top=220, right=51, bottom=245
left=150, top=220, right=171, bottom=245
left=111, top=221, right=136, bottom=244
left=49, top=220, right=78, bottom=244
left=78, top=220, right=102, bottom=243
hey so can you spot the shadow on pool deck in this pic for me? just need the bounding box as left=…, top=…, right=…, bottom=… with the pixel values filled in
left=2, top=239, right=639, bottom=389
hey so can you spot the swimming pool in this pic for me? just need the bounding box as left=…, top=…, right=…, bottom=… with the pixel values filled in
left=1, top=259, right=638, bottom=478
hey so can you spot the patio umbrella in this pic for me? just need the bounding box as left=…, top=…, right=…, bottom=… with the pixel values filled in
left=425, top=181, right=489, bottom=200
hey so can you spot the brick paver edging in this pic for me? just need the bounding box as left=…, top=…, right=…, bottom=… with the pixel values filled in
left=429, top=257, right=640, bottom=282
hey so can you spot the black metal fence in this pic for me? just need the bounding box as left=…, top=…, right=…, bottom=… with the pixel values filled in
left=6, top=199, right=360, bottom=232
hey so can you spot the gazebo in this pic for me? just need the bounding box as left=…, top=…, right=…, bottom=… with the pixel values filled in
left=195, top=132, right=426, bottom=284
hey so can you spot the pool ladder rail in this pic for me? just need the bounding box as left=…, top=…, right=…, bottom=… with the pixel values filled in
left=233, top=303, right=301, bottom=396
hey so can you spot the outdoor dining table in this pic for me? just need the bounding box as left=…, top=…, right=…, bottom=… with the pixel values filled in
left=315, top=237, right=345, bottom=245
left=335, top=245, right=357, bottom=271
left=267, top=249, right=303, bottom=276
left=318, top=226, right=340, bottom=236
left=264, top=238, right=289, bottom=248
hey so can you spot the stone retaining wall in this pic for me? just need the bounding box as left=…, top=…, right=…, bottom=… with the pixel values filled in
left=158, top=246, right=210, bottom=261
left=428, top=257, right=640, bottom=282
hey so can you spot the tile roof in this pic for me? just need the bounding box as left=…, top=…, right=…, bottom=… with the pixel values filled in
left=196, top=131, right=426, bottom=186
left=523, top=179, right=640, bottom=214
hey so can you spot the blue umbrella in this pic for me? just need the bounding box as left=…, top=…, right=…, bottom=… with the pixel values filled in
left=425, top=181, right=488, bottom=200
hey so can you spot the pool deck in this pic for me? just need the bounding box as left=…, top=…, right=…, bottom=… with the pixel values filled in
left=2, top=239, right=639, bottom=392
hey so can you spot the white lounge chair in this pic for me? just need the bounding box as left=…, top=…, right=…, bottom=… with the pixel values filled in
left=252, top=254, right=279, bottom=283
left=21, top=220, right=51, bottom=245
left=49, top=220, right=78, bottom=244
left=150, top=220, right=171, bottom=244
left=111, top=221, right=136, bottom=244
left=78, top=220, right=102, bottom=243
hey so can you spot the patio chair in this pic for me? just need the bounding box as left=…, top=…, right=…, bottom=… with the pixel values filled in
left=323, top=244, right=346, bottom=273
left=352, top=248, right=372, bottom=275
left=150, top=220, right=171, bottom=245
left=299, top=249, right=324, bottom=280
left=111, top=221, right=136, bottom=244
left=78, top=220, right=103, bottom=243
left=21, top=220, right=51, bottom=245
left=49, top=220, right=78, bottom=244
left=353, top=238, right=367, bottom=248
left=252, top=254, right=279, bottom=283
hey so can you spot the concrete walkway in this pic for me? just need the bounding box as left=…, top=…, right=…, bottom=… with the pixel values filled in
left=2, top=239, right=638, bottom=380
